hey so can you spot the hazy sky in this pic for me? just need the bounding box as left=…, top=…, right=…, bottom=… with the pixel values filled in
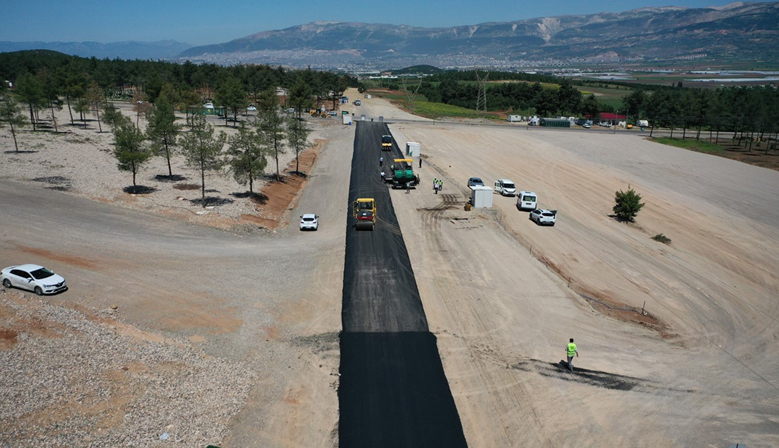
left=1, top=0, right=772, bottom=46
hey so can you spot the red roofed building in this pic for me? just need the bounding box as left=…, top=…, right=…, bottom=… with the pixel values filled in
left=597, top=112, right=626, bottom=125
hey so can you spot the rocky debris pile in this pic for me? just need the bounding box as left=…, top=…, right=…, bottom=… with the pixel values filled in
left=0, top=290, right=256, bottom=447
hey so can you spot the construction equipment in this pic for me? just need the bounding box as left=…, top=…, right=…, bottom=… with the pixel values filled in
left=353, top=198, right=376, bottom=230
left=381, top=135, right=393, bottom=151
left=386, top=158, right=420, bottom=188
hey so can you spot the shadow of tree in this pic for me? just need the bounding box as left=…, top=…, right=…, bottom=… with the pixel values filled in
left=174, top=183, right=200, bottom=191
left=289, top=170, right=308, bottom=178
left=231, top=191, right=268, bottom=204
left=264, top=174, right=287, bottom=183
left=189, top=196, right=234, bottom=207
left=154, top=174, right=187, bottom=182
left=123, top=185, right=158, bottom=194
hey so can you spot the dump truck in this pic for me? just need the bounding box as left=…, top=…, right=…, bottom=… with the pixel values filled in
left=385, top=158, right=420, bottom=188
left=381, top=135, right=393, bottom=151
left=353, top=198, right=376, bottom=230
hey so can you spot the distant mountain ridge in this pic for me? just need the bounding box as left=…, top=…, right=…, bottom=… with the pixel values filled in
left=176, top=1, right=779, bottom=68
left=0, top=40, right=191, bottom=60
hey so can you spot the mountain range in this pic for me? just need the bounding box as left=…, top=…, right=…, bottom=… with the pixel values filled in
left=175, top=1, right=779, bottom=69
left=1, top=2, right=777, bottom=69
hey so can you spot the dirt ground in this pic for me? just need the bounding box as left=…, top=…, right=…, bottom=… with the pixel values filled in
left=2, top=88, right=779, bottom=447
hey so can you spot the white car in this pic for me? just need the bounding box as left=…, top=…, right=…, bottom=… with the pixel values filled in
left=247, top=105, right=257, bottom=111
left=494, top=179, right=516, bottom=196
left=529, top=209, right=557, bottom=226
left=300, top=214, right=319, bottom=231
left=1, top=264, right=68, bottom=295
left=516, top=191, right=538, bottom=210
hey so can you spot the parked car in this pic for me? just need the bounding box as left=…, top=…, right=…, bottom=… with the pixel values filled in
left=493, top=179, right=517, bottom=196
left=1, top=264, right=68, bottom=295
left=582, top=123, right=591, bottom=129
left=529, top=209, right=557, bottom=226
left=467, top=177, right=485, bottom=188
left=354, top=99, right=361, bottom=106
left=246, top=105, right=257, bottom=111
left=516, top=191, right=538, bottom=210
left=300, top=214, right=319, bottom=231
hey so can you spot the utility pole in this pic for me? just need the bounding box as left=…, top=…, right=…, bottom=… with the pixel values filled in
left=475, top=68, right=490, bottom=114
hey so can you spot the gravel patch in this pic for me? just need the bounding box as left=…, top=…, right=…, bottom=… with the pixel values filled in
left=0, top=289, right=257, bottom=447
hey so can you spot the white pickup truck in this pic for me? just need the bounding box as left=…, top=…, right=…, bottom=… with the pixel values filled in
left=494, top=179, right=517, bottom=196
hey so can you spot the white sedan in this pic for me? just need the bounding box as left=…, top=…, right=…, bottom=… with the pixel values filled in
left=300, top=214, right=319, bottom=231
left=529, top=209, right=557, bottom=226
left=1, top=264, right=68, bottom=295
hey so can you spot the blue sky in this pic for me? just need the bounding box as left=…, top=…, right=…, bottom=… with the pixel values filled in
left=1, top=0, right=771, bottom=46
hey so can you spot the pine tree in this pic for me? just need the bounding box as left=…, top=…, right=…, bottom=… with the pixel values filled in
left=613, top=187, right=645, bottom=223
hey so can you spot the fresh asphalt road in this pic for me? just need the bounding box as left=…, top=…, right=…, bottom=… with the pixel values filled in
left=338, top=122, right=468, bottom=448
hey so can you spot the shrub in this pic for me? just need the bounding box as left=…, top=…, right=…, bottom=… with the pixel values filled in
left=613, top=187, right=645, bottom=222
left=652, top=233, right=671, bottom=244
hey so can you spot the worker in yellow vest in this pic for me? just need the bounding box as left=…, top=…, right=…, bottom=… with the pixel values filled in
left=566, top=338, right=579, bottom=373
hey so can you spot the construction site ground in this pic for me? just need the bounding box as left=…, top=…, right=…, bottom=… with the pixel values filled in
left=1, top=88, right=778, bottom=447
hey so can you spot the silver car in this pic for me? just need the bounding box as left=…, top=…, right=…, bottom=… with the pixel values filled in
left=1, top=264, right=68, bottom=295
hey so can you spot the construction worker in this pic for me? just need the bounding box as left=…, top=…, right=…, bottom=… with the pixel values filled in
left=438, top=179, right=443, bottom=191
left=566, top=338, right=579, bottom=373
left=379, top=156, right=384, bottom=167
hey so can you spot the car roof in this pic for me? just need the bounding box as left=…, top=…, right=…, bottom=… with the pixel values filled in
left=469, top=177, right=483, bottom=181
left=498, top=179, right=514, bottom=183
left=301, top=213, right=317, bottom=219
left=519, top=191, right=537, bottom=195
left=7, top=264, right=44, bottom=271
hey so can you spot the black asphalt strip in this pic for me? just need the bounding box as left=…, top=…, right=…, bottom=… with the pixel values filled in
left=339, top=121, right=468, bottom=447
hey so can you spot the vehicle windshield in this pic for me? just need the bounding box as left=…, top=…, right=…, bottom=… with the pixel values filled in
left=523, top=195, right=536, bottom=202
left=503, top=183, right=515, bottom=189
left=542, top=212, right=554, bottom=217
left=382, top=136, right=392, bottom=143
left=30, top=268, right=55, bottom=280
left=303, top=217, right=315, bottom=222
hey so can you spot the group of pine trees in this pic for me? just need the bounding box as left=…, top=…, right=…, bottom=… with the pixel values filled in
left=102, top=87, right=310, bottom=206
left=0, top=51, right=344, bottom=203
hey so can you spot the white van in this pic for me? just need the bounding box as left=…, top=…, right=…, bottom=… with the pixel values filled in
left=494, top=179, right=517, bottom=196
left=516, top=191, right=538, bottom=210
